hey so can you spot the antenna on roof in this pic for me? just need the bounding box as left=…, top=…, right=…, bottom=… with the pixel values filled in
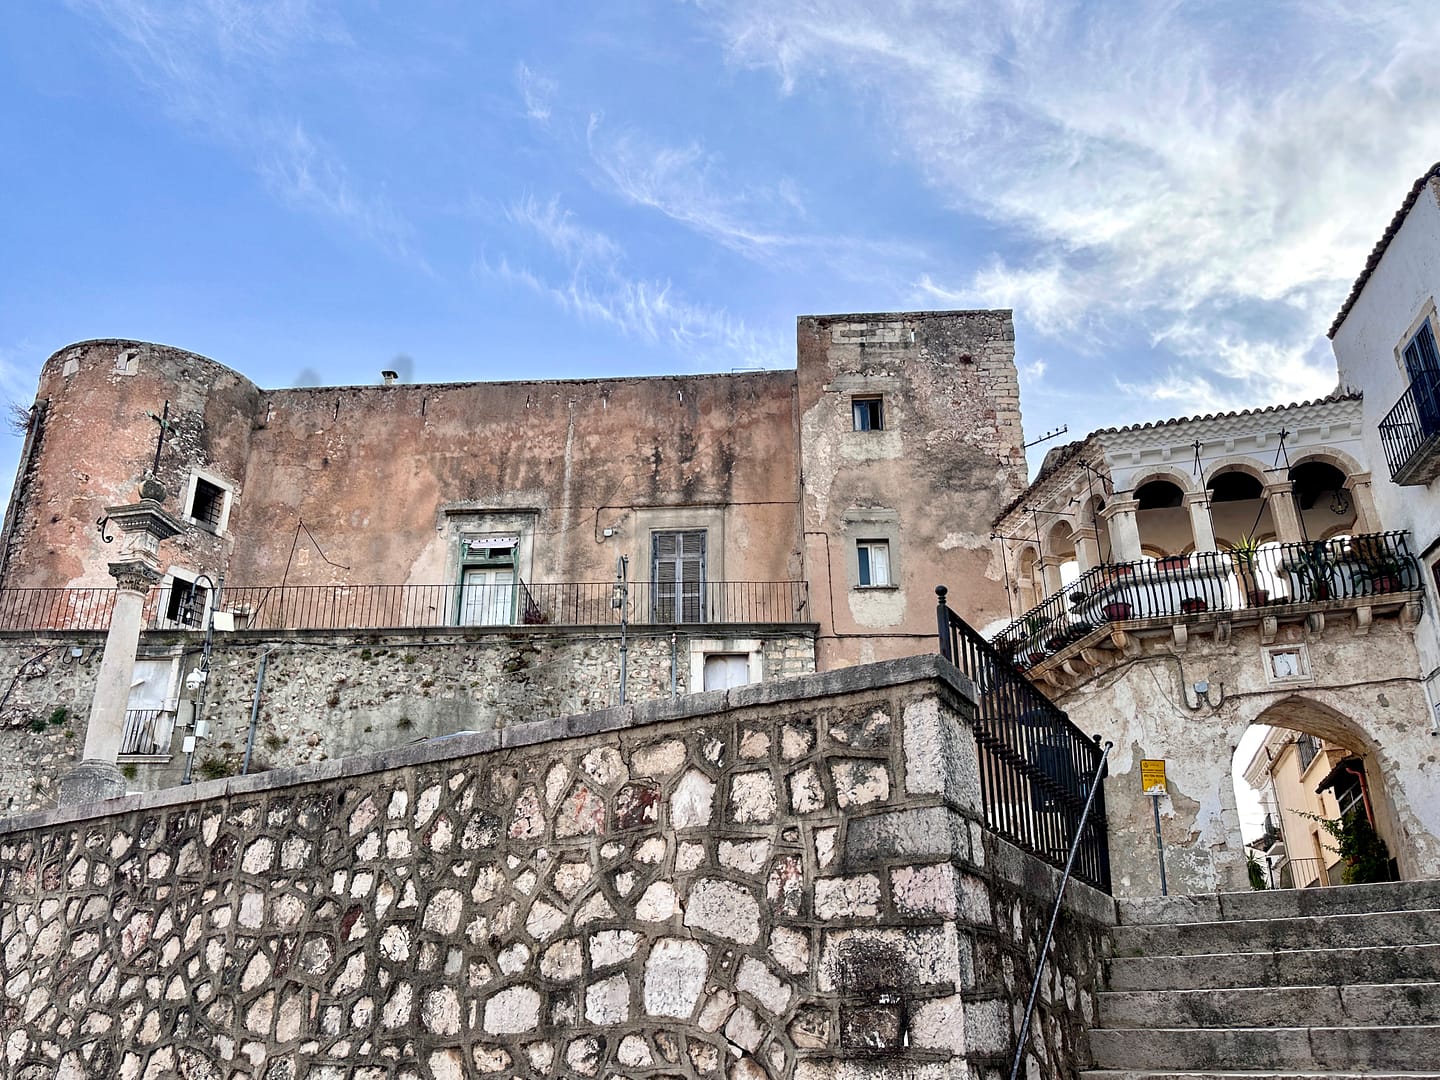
left=1023, top=424, right=1068, bottom=449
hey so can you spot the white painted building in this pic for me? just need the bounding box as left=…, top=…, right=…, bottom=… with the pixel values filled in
left=1332, top=161, right=1440, bottom=728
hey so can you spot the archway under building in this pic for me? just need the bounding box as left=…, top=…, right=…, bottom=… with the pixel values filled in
left=1232, top=696, right=1402, bottom=890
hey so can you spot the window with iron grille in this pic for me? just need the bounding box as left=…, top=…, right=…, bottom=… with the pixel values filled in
left=165, top=578, right=208, bottom=627
left=1296, top=732, right=1322, bottom=772
left=652, top=530, right=705, bottom=623
left=189, top=478, right=226, bottom=530
left=852, top=396, right=884, bottom=431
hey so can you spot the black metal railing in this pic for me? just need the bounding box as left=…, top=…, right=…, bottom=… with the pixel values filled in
left=0, top=588, right=118, bottom=631
left=119, top=708, right=171, bottom=756
left=1379, top=369, right=1440, bottom=482
left=0, top=580, right=808, bottom=633
left=1263, top=856, right=1330, bottom=890
left=937, top=586, right=1111, bottom=893
left=994, top=531, right=1419, bottom=670
left=191, top=579, right=808, bottom=632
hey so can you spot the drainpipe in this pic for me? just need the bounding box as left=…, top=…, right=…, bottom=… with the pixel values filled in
left=241, top=650, right=271, bottom=775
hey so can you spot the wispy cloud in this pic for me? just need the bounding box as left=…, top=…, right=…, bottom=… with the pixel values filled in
left=705, top=0, right=1440, bottom=415
left=481, top=195, right=783, bottom=367
left=65, top=0, right=420, bottom=262
left=516, top=62, right=557, bottom=125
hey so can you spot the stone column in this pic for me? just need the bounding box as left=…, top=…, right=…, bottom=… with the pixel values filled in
left=59, top=493, right=183, bottom=806
left=1343, top=472, right=1382, bottom=534
left=1264, top=481, right=1304, bottom=544
left=1039, top=556, right=1064, bottom=599
left=60, top=561, right=163, bottom=804
left=1099, top=498, right=1143, bottom=563
left=1073, top=526, right=1101, bottom=571
left=1183, top=492, right=1218, bottom=553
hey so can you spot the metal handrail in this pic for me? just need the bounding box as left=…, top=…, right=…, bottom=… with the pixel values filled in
left=1009, top=738, right=1113, bottom=1080
left=1379, top=370, right=1440, bottom=481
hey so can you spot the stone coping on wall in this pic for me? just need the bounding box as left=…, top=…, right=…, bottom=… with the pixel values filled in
left=0, top=653, right=972, bottom=837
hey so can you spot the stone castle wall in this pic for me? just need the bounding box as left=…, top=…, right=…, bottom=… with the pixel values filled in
left=0, top=627, right=816, bottom=813
left=0, top=656, right=1113, bottom=1080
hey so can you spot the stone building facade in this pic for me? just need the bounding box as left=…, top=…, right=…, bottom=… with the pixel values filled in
left=988, top=394, right=1440, bottom=895
left=0, top=312, right=1026, bottom=807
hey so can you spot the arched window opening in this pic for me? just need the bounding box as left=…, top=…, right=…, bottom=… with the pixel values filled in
left=1134, top=479, right=1189, bottom=556
left=1290, top=460, right=1357, bottom=535
left=1208, top=468, right=1274, bottom=550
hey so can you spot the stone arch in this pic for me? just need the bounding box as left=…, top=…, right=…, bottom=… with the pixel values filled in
left=1125, top=466, right=1198, bottom=498
left=1014, top=544, right=1042, bottom=612
left=1204, top=457, right=1275, bottom=550
left=1286, top=446, right=1366, bottom=480
left=1235, top=694, right=1407, bottom=883
left=1289, top=453, right=1362, bottom=536
left=1131, top=474, right=1190, bottom=558
left=1201, top=456, right=1271, bottom=489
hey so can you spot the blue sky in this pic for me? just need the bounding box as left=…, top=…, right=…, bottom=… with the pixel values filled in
left=2, top=0, right=1439, bottom=495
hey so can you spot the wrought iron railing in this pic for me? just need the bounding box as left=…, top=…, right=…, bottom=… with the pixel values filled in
left=0, top=579, right=809, bottom=633
left=1262, top=856, right=1330, bottom=890
left=119, top=708, right=172, bottom=756
left=937, top=586, right=1111, bottom=893
left=994, top=531, right=1419, bottom=670
left=1379, top=370, right=1440, bottom=482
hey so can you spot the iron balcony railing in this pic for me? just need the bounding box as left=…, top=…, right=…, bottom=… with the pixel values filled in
left=1379, top=369, right=1440, bottom=483
left=937, top=586, right=1112, bottom=893
left=0, top=580, right=809, bottom=633
left=994, top=531, right=1419, bottom=670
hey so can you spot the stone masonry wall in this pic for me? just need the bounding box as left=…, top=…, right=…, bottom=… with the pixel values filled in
left=0, top=656, right=1113, bottom=1080
left=0, top=628, right=816, bottom=812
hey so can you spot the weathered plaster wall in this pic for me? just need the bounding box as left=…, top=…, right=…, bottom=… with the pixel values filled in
left=0, top=627, right=816, bottom=813
left=0, top=657, right=1113, bottom=1080
left=1, top=341, right=262, bottom=592
left=1054, top=615, right=1440, bottom=897
left=798, top=312, right=1027, bottom=669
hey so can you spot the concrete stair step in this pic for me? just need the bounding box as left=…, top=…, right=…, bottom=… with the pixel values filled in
left=1117, top=880, right=1440, bottom=925
left=1088, top=1025, right=1440, bottom=1072
left=1097, top=981, right=1440, bottom=1028
left=1110, top=909, right=1440, bottom=957
left=1106, top=943, right=1440, bottom=991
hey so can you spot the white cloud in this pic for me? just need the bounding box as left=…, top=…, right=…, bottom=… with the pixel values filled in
left=516, top=62, right=557, bottom=125
left=705, top=0, right=1440, bottom=416
left=481, top=196, right=784, bottom=368
left=65, top=0, right=417, bottom=261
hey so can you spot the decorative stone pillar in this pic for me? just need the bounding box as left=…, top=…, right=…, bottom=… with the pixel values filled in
left=1039, top=555, right=1065, bottom=599
left=1099, top=498, right=1143, bottom=563
left=1264, top=480, right=1304, bottom=544
left=1183, top=492, right=1218, bottom=553
left=59, top=493, right=182, bottom=806
left=1343, top=471, right=1382, bottom=534
left=1073, top=525, right=1101, bottom=572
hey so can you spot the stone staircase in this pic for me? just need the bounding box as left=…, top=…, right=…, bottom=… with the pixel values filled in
left=1083, top=879, right=1440, bottom=1080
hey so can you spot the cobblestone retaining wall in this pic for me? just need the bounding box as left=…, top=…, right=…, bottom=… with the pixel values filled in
left=0, top=627, right=816, bottom=811
left=0, top=656, right=1113, bottom=1080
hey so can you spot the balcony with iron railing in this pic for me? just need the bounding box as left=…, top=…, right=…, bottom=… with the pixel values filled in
left=0, top=579, right=810, bottom=634
left=993, top=531, right=1421, bottom=674
left=1379, top=369, right=1440, bottom=485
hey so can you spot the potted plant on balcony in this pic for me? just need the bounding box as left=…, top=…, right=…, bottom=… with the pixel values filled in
left=1068, top=589, right=1088, bottom=608
left=1156, top=554, right=1188, bottom=572
left=1101, top=599, right=1133, bottom=621
left=1294, top=542, right=1338, bottom=602
left=1349, top=535, right=1407, bottom=594
left=1230, top=532, right=1269, bottom=605
left=1179, top=596, right=1208, bottom=614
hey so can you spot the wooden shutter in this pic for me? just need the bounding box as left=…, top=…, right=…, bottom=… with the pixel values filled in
left=652, top=530, right=706, bottom=622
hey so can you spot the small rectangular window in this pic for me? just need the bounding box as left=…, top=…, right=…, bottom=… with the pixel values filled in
left=857, top=540, right=891, bottom=587
left=189, top=478, right=226, bottom=530
left=1296, top=732, right=1321, bottom=772
left=852, top=397, right=884, bottom=431
left=165, top=578, right=208, bottom=627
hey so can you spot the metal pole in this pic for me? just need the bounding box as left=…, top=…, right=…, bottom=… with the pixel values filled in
left=1152, top=792, right=1169, bottom=896
left=616, top=556, right=629, bottom=706
left=241, top=650, right=269, bottom=775
left=670, top=631, right=678, bottom=699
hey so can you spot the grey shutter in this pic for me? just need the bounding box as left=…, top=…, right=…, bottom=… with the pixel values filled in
left=652, top=530, right=706, bottom=623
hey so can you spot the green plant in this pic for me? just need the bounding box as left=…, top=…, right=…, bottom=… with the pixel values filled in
left=1247, top=853, right=1268, bottom=890
left=397, top=715, right=414, bottom=730
left=1298, top=808, right=1393, bottom=885
left=27, top=717, right=47, bottom=733
left=120, top=763, right=138, bottom=781
left=1022, top=613, right=1052, bottom=638
left=1294, top=542, right=1337, bottom=600
left=264, top=733, right=285, bottom=751
left=1229, top=532, right=1261, bottom=566
left=403, top=653, right=417, bottom=665
left=48, top=707, right=68, bottom=726
left=359, top=649, right=373, bottom=661
left=198, top=756, right=234, bottom=781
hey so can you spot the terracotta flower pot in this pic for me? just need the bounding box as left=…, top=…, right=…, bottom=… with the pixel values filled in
left=1180, top=598, right=1207, bottom=614
left=1102, top=601, right=1133, bottom=621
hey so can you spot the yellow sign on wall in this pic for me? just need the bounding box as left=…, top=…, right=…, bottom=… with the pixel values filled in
left=1140, top=758, right=1167, bottom=795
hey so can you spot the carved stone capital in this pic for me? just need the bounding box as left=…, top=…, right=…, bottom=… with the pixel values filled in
left=108, top=560, right=163, bottom=594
